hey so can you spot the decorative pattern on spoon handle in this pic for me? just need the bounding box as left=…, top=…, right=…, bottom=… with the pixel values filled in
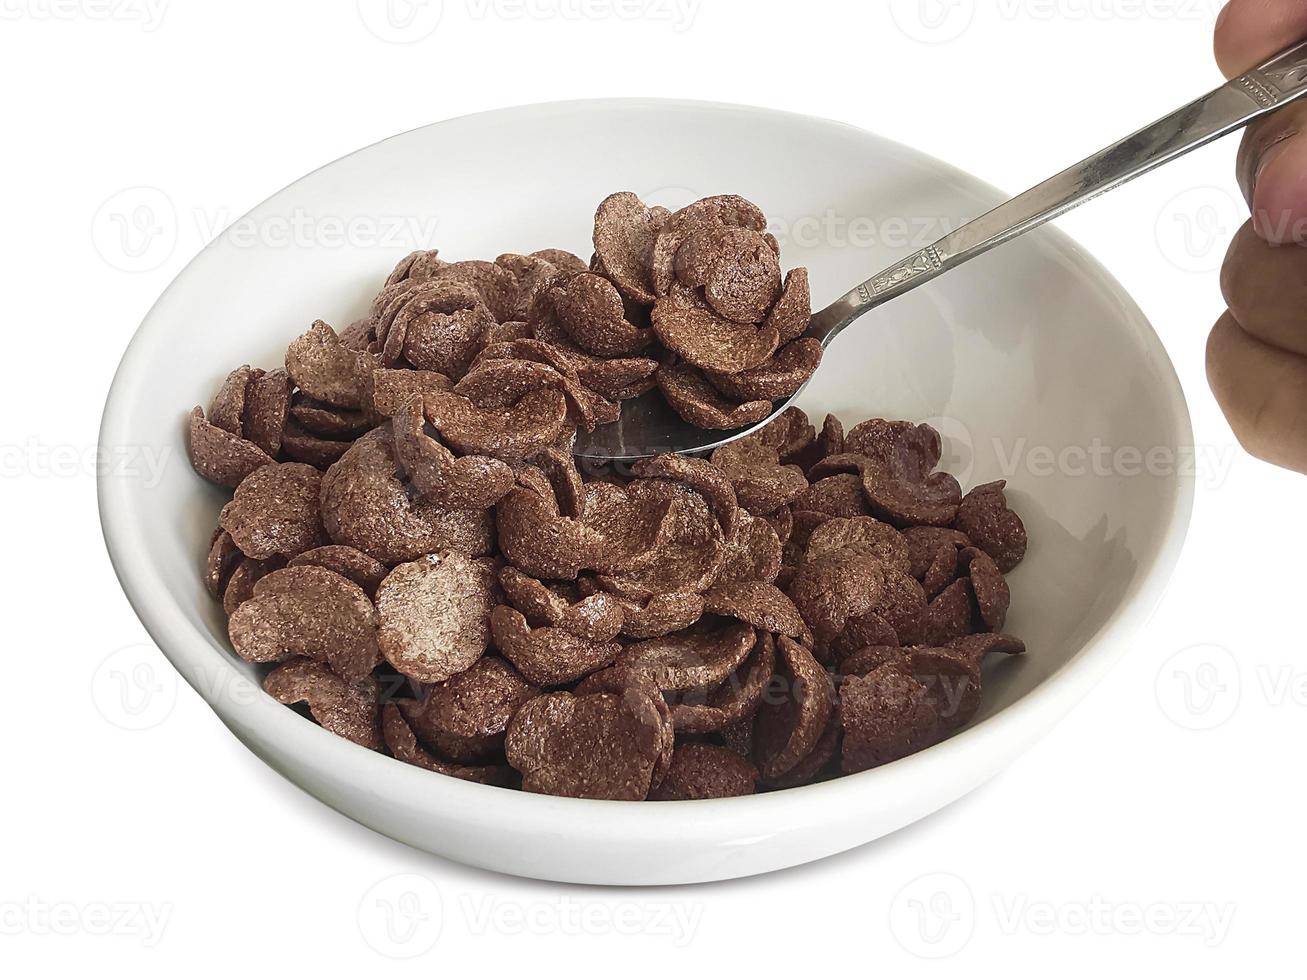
left=856, top=245, right=944, bottom=304
left=1233, top=41, right=1307, bottom=107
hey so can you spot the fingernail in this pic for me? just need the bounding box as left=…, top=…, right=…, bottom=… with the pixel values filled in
left=1216, top=3, right=1230, bottom=32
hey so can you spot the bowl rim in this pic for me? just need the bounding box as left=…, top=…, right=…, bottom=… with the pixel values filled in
left=97, top=97, right=1195, bottom=839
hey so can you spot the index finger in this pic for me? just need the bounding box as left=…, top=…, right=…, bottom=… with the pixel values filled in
left=1215, top=0, right=1307, bottom=78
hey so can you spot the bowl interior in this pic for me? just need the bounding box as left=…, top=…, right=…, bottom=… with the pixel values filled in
left=102, top=100, right=1191, bottom=799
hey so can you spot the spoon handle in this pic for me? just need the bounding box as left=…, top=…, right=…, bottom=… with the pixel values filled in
left=809, top=38, right=1307, bottom=343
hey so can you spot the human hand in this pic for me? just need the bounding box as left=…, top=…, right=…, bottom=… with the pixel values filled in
left=1208, top=0, right=1307, bottom=472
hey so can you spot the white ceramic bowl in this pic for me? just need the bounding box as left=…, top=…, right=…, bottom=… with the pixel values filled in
left=99, top=100, right=1193, bottom=885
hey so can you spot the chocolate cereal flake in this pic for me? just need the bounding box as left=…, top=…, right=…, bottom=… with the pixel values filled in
left=953, top=481, right=1028, bottom=573
left=505, top=691, right=666, bottom=800
left=205, top=529, right=242, bottom=598
left=287, top=545, right=389, bottom=599
left=228, top=565, right=380, bottom=681
left=652, top=194, right=768, bottom=296
left=488, top=605, right=621, bottom=687
left=392, top=394, right=515, bottom=508
left=592, top=192, right=666, bottom=305
left=381, top=703, right=514, bottom=786
left=218, top=462, right=327, bottom=561
left=839, top=664, right=938, bottom=773
left=374, top=553, right=498, bottom=684
left=652, top=285, right=780, bottom=374
left=656, top=361, right=773, bottom=431
left=614, top=622, right=756, bottom=692
left=764, top=268, right=812, bottom=344
left=705, top=337, right=822, bottom=403
left=650, top=743, right=758, bottom=800
left=715, top=513, right=783, bottom=586
left=552, top=273, right=654, bottom=357
left=703, top=582, right=807, bottom=638
left=710, top=438, right=808, bottom=515
left=285, top=320, right=368, bottom=409
left=264, top=658, right=382, bottom=751
left=754, top=636, right=835, bottom=781
left=188, top=406, right=275, bottom=489
left=670, top=632, right=775, bottom=735
left=963, top=546, right=1010, bottom=630
left=403, top=656, right=538, bottom=763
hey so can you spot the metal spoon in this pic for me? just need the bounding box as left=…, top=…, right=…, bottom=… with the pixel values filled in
left=574, top=39, right=1307, bottom=462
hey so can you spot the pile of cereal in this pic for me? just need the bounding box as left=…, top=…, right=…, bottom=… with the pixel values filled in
left=187, top=192, right=1028, bottom=800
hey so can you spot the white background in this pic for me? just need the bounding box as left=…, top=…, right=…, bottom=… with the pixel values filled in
left=2, top=0, right=1300, bottom=974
